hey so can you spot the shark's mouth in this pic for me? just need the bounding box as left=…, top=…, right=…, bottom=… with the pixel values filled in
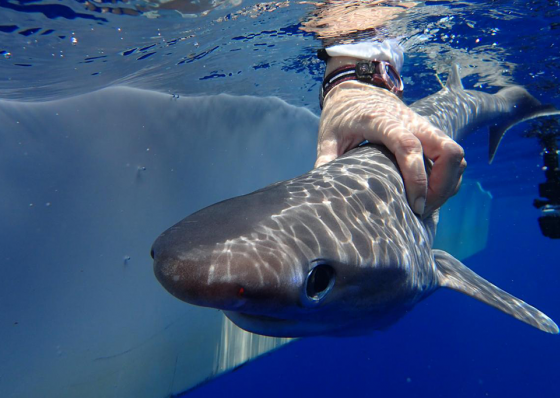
left=224, top=310, right=310, bottom=338
left=226, top=310, right=348, bottom=338
left=236, top=312, right=295, bottom=324
left=224, top=310, right=301, bottom=337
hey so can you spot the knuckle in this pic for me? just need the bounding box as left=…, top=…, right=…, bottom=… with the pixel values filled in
left=370, top=108, right=391, bottom=121
left=397, top=135, right=423, bottom=155
left=458, top=158, right=468, bottom=173
left=444, top=142, right=466, bottom=165
left=411, top=172, right=428, bottom=187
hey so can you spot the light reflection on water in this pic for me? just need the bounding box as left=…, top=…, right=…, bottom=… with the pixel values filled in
left=0, top=0, right=558, bottom=105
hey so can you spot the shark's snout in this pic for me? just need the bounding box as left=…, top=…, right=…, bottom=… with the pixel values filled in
left=152, top=240, right=248, bottom=311
left=151, top=186, right=301, bottom=315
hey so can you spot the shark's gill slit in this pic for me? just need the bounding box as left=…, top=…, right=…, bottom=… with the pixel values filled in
left=305, top=263, right=335, bottom=303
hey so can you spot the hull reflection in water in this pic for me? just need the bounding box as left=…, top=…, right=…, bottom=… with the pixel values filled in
left=0, top=88, right=314, bottom=398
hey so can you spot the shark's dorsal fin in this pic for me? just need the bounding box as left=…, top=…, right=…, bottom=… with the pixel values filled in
left=433, top=249, right=558, bottom=334
left=488, top=87, right=560, bottom=163
left=445, top=64, right=464, bottom=91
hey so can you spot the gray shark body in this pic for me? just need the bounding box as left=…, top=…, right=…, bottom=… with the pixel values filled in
left=412, top=66, right=560, bottom=162
left=151, top=66, right=559, bottom=337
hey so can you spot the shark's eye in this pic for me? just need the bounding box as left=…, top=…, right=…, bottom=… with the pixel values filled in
left=305, top=263, right=335, bottom=303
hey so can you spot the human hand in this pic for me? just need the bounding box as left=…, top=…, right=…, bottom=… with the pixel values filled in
left=315, top=81, right=466, bottom=216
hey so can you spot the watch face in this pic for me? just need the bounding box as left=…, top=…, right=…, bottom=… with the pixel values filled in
left=356, top=62, right=371, bottom=76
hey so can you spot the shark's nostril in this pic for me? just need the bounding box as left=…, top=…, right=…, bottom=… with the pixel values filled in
left=150, top=248, right=155, bottom=259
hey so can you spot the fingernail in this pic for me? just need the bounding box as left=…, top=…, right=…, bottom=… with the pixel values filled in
left=414, top=197, right=426, bottom=215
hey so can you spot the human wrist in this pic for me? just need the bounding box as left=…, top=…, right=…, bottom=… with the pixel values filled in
left=320, top=60, right=403, bottom=108
left=324, top=80, right=397, bottom=104
left=318, top=40, right=405, bottom=108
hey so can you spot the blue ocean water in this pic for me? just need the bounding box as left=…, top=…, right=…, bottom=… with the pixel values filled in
left=1, top=0, right=559, bottom=397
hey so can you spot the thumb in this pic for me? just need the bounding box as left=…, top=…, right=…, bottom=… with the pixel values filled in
left=314, top=153, right=337, bottom=168
left=315, top=138, right=339, bottom=168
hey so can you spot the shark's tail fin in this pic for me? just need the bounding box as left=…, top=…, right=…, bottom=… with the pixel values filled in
left=489, top=86, right=560, bottom=163
left=433, top=249, right=558, bottom=334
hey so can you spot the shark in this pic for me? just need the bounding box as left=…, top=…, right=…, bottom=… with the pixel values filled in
left=151, top=65, right=560, bottom=338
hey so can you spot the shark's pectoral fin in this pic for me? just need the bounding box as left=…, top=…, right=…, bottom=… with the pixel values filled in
left=489, top=87, right=560, bottom=164
left=433, top=249, right=558, bottom=334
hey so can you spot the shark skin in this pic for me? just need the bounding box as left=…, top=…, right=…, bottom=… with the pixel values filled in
left=151, top=67, right=559, bottom=338
left=411, top=65, right=560, bottom=163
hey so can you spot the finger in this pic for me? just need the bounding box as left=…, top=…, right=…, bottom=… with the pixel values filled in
left=423, top=174, right=464, bottom=216
left=425, top=141, right=466, bottom=212
left=315, top=123, right=363, bottom=168
left=403, top=116, right=466, bottom=212
left=452, top=174, right=464, bottom=197
left=377, top=127, right=428, bottom=215
left=315, top=137, right=339, bottom=168
left=315, top=153, right=337, bottom=168
left=406, top=117, right=453, bottom=156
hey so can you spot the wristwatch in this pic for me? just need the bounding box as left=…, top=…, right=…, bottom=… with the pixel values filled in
left=317, top=41, right=405, bottom=108
left=319, top=59, right=404, bottom=108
